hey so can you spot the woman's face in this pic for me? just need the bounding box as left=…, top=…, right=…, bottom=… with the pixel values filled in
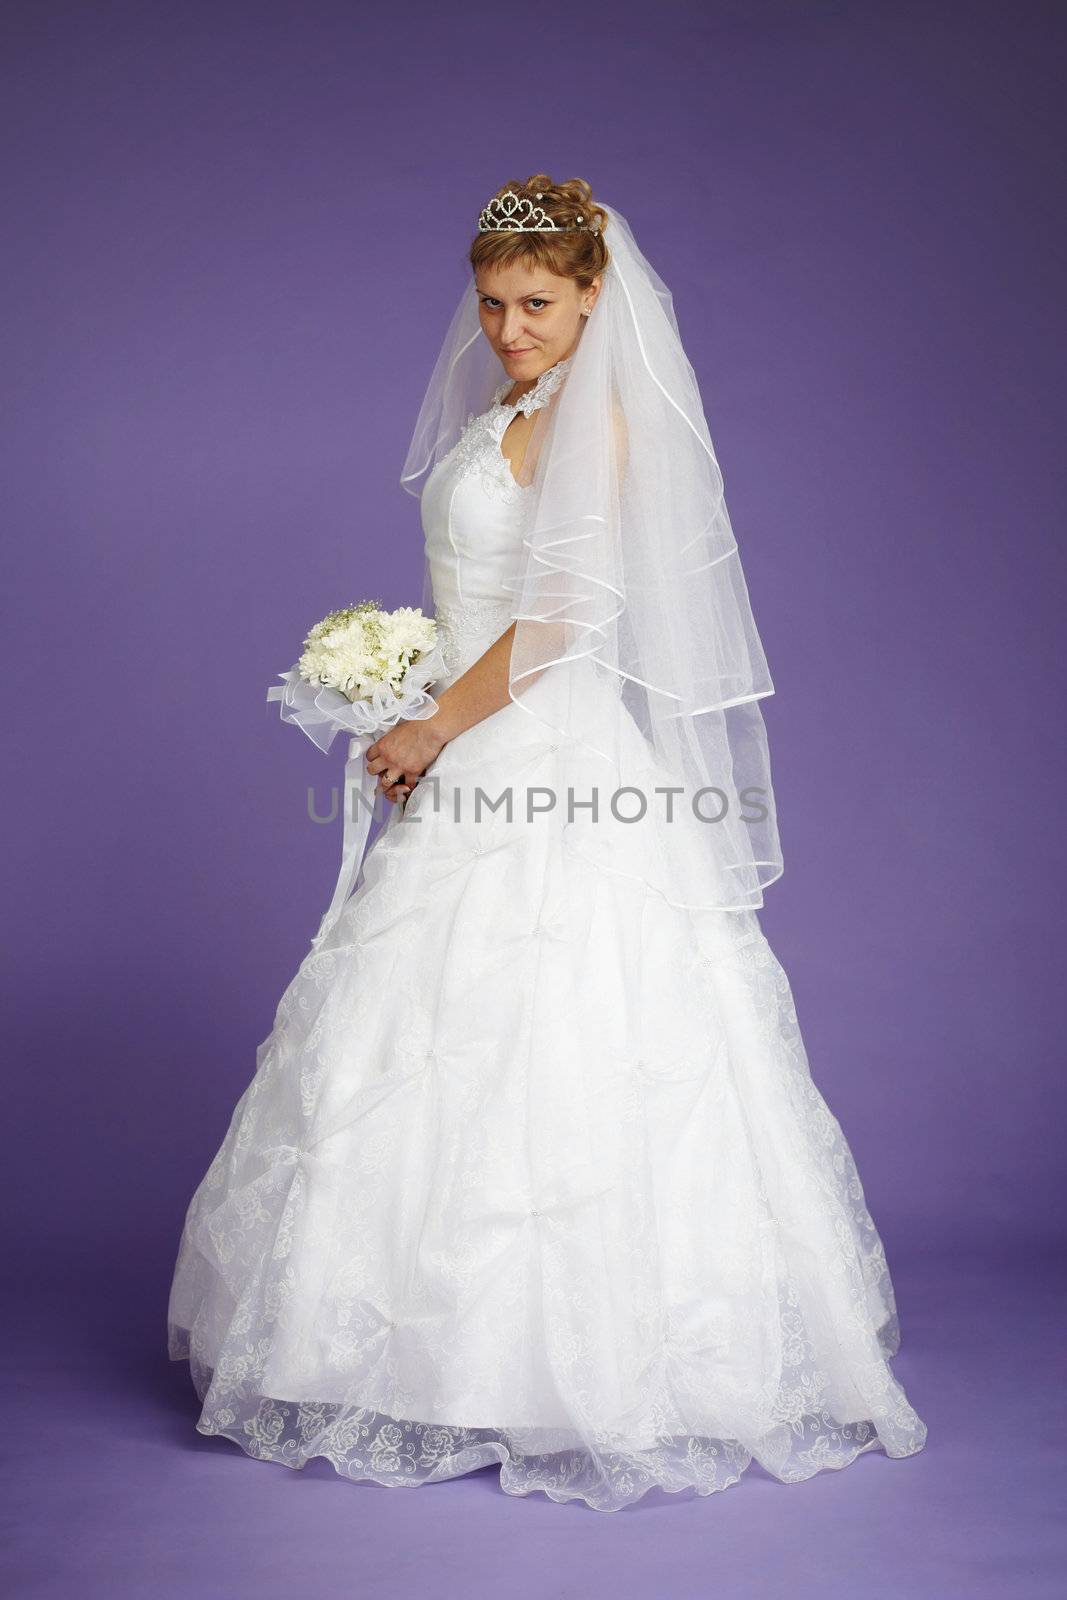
left=475, top=259, right=601, bottom=381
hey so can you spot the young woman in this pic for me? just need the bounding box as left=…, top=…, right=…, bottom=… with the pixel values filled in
left=168, top=174, right=927, bottom=1513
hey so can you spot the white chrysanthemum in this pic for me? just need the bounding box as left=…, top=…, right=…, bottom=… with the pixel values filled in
left=296, top=603, right=437, bottom=700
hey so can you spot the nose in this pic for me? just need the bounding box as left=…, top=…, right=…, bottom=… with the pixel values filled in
left=501, top=309, right=529, bottom=348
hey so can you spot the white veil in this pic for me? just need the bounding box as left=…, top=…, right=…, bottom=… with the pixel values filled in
left=400, top=202, right=782, bottom=912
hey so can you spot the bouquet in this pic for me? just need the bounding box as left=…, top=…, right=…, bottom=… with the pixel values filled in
left=267, top=599, right=446, bottom=950
left=297, top=599, right=440, bottom=705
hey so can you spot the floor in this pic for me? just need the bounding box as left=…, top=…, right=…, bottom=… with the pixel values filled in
left=6, top=1239, right=1063, bottom=1599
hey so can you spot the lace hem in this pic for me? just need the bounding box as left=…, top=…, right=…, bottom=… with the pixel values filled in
left=170, top=1334, right=921, bottom=1513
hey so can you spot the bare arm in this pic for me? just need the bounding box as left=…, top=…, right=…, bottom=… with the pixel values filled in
left=431, top=620, right=518, bottom=743
left=433, top=615, right=569, bottom=738
left=366, top=619, right=568, bottom=801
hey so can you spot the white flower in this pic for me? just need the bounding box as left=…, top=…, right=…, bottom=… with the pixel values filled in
left=295, top=601, right=438, bottom=702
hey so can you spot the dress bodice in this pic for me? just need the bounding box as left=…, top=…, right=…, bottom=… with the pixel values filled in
left=420, top=354, right=574, bottom=688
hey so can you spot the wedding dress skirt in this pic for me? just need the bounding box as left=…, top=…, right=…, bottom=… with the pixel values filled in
left=166, top=661, right=928, bottom=1510
left=168, top=379, right=927, bottom=1512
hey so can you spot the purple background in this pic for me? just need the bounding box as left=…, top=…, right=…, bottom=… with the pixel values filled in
left=5, top=1, right=1063, bottom=1595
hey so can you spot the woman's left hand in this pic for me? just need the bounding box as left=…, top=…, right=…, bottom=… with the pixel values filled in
left=365, top=717, right=448, bottom=803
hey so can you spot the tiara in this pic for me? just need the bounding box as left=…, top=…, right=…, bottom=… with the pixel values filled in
left=478, top=188, right=599, bottom=234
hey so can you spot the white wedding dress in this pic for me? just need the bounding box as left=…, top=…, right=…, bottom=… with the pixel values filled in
left=168, top=360, right=928, bottom=1512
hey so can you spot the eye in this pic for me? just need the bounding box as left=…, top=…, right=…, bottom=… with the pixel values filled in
left=479, top=296, right=550, bottom=310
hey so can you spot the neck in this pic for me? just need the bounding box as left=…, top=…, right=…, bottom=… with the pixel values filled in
left=503, top=348, right=574, bottom=406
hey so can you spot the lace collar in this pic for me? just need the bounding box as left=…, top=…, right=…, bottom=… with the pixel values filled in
left=492, top=353, right=575, bottom=418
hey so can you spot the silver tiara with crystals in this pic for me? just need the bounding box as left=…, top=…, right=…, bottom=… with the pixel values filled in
left=478, top=188, right=600, bottom=234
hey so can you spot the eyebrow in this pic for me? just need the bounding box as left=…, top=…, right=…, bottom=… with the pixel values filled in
left=477, top=288, right=556, bottom=297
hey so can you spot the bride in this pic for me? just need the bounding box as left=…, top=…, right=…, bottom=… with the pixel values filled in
left=167, top=174, right=928, bottom=1513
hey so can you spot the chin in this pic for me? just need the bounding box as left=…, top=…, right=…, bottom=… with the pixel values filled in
left=503, top=352, right=560, bottom=373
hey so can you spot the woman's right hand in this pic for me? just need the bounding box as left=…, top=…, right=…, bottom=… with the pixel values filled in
left=365, top=716, right=448, bottom=801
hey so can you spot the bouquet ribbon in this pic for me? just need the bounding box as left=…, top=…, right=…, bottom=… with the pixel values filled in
left=266, top=642, right=447, bottom=951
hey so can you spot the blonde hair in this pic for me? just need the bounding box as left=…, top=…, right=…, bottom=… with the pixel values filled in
left=469, top=174, right=610, bottom=288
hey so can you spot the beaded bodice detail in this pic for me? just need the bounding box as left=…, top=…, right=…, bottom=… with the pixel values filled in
left=420, top=355, right=574, bottom=689
left=439, top=354, right=574, bottom=503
